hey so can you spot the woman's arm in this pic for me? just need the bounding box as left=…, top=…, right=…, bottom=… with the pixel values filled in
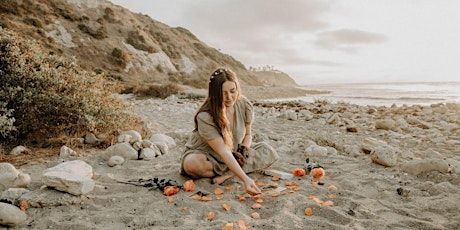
left=241, top=123, right=252, bottom=147
left=206, top=137, right=260, bottom=195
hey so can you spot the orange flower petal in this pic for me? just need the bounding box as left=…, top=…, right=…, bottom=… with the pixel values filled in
left=222, top=204, right=232, bottom=211
left=182, top=207, right=189, bottom=211
left=292, top=168, right=306, bottom=177
left=216, top=195, right=224, bottom=200
left=271, top=176, right=280, bottom=181
left=239, top=196, right=246, bottom=202
left=225, top=186, right=233, bottom=191
left=214, top=187, right=224, bottom=195
left=328, top=185, right=337, bottom=191
left=256, top=199, right=264, bottom=203
left=193, top=195, right=202, bottom=200
left=250, top=212, right=261, bottom=219
left=222, top=223, right=234, bottom=230
left=323, top=200, right=334, bottom=206
left=205, top=211, right=215, bottom=221
left=310, top=168, right=325, bottom=179
left=183, top=180, right=195, bottom=192
left=256, top=181, right=264, bottom=187
left=271, top=193, right=279, bottom=197
left=201, top=196, right=213, bottom=201
left=304, top=207, right=313, bottom=216
left=19, top=200, right=27, bottom=211
left=167, top=197, right=174, bottom=203
left=251, top=203, right=262, bottom=209
left=163, top=186, right=179, bottom=196
left=237, top=220, right=249, bottom=230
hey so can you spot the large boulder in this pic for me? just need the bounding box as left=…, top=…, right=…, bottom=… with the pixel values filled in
left=0, top=202, right=27, bottom=227
left=0, top=163, right=31, bottom=190
left=42, top=160, right=95, bottom=196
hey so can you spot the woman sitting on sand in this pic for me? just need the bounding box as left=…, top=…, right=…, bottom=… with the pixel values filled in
left=180, top=68, right=279, bottom=196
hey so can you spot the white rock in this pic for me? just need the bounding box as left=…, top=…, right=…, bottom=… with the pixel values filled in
left=154, top=142, right=168, bottom=155
left=117, top=134, right=132, bottom=143
left=305, top=145, right=328, bottom=157
left=0, top=188, right=29, bottom=202
left=42, top=160, right=94, bottom=195
left=401, top=158, right=449, bottom=176
left=107, top=156, right=125, bottom=167
left=375, top=119, right=396, bottom=130
left=360, top=137, right=388, bottom=154
left=43, top=160, right=93, bottom=178
left=132, top=141, right=142, bottom=151
left=0, top=202, right=27, bottom=227
left=0, top=163, right=31, bottom=190
left=370, top=145, right=398, bottom=167
left=150, top=134, right=176, bottom=149
left=60, top=145, right=77, bottom=157
left=140, top=148, right=156, bottom=160
left=84, top=133, right=98, bottom=144
left=8, top=146, right=30, bottom=156
left=286, top=111, right=297, bottom=121
left=42, top=171, right=95, bottom=196
left=103, top=142, right=138, bottom=160
left=120, top=130, right=142, bottom=144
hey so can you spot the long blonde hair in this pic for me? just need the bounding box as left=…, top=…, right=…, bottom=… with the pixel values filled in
left=194, top=68, right=241, bottom=149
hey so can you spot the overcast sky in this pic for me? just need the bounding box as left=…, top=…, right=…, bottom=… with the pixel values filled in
left=109, top=0, right=460, bottom=85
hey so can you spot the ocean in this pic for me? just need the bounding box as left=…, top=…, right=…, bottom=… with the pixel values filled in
left=292, top=82, right=460, bottom=107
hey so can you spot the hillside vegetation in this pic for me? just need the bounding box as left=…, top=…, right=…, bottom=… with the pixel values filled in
left=0, top=0, right=299, bottom=149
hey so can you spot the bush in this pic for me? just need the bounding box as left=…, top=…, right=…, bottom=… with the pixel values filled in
left=134, top=83, right=181, bottom=99
left=0, top=28, right=138, bottom=144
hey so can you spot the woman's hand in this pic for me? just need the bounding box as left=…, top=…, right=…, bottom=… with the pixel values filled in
left=243, top=177, right=261, bottom=196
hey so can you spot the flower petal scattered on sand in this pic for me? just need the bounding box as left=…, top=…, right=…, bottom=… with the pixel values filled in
left=239, top=196, right=246, bottom=202
left=250, top=212, right=261, bottom=219
left=310, top=168, right=325, bottom=178
left=167, top=197, right=174, bottom=203
left=237, top=220, right=249, bottom=230
left=20, top=200, right=28, bottom=211
left=305, top=207, right=313, bottom=216
left=271, top=176, right=280, bottom=181
left=256, top=199, right=264, bottom=203
left=222, top=203, right=232, bottom=211
left=323, top=200, right=334, bottom=206
left=214, top=187, right=224, bottom=195
left=163, top=186, right=179, bottom=196
left=251, top=203, right=262, bottom=209
left=205, top=211, right=215, bottom=221
left=222, top=223, right=233, bottom=230
left=183, top=180, right=195, bottom=192
left=293, top=168, right=306, bottom=177
left=328, top=185, right=337, bottom=191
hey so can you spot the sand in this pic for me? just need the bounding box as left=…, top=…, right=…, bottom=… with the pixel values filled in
left=2, top=88, right=460, bottom=230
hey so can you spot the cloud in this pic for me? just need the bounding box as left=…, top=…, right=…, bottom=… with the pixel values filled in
left=314, top=29, right=388, bottom=53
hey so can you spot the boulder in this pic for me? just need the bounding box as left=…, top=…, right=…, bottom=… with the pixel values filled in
left=370, top=146, right=398, bottom=167
left=0, top=202, right=27, bottom=227
left=401, top=158, right=449, bottom=176
left=42, top=160, right=94, bottom=196
left=103, top=142, right=138, bottom=160
left=0, top=163, right=31, bottom=190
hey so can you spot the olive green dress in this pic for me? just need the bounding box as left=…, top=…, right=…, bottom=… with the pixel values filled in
left=180, top=97, right=279, bottom=176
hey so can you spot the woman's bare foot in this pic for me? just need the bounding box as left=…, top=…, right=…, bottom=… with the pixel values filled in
left=212, top=174, right=234, bottom=185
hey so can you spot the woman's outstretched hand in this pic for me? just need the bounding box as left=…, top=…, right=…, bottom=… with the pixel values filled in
left=243, top=177, right=261, bottom=196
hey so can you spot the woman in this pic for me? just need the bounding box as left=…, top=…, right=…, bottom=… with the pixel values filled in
left=180, top=68, right=279, bottom=196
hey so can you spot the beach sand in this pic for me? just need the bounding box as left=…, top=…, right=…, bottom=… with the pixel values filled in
left=2, top=87, right=460, bottom=229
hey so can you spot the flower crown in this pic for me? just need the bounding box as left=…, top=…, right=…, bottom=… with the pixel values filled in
left=210, top=69, right=226, bottom=81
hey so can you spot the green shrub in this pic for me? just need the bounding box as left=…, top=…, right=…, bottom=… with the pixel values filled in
left=127, top=30, right=155, bottom=53
left=134, top=83, right=181, bottom=99
left=0, top=28, right=137, bottom=144
left=109, top=47, right=127, bottom=67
